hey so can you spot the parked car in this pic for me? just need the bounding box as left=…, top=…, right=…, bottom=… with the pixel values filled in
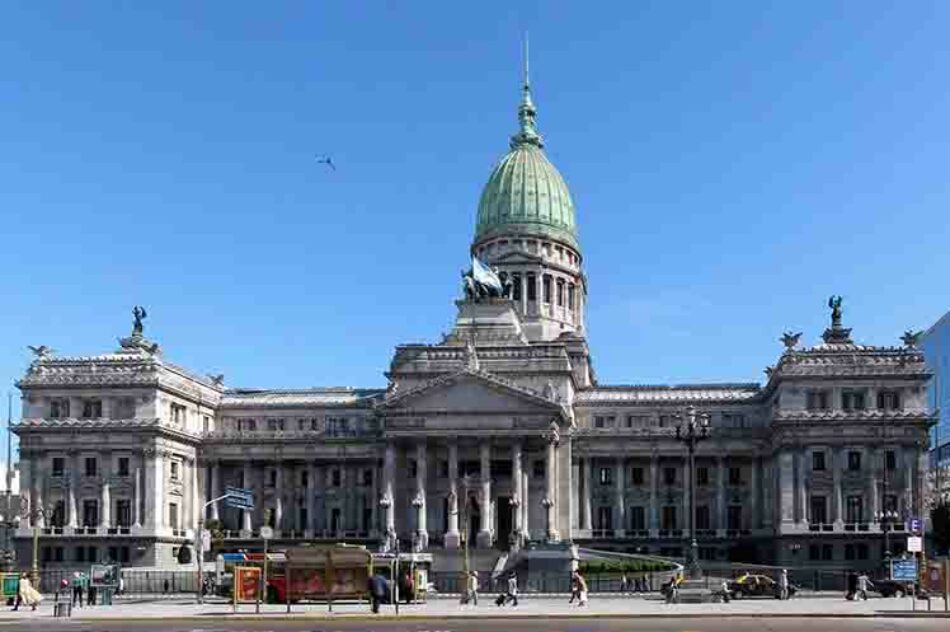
left=728, top=574, right=799, bottom=599
left=869, top=579, right=912, bottom=598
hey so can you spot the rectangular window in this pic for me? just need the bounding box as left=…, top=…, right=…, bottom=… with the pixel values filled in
left=568, top=284, right=575, bottom=310
left=806, top=389, right=830, bottom=410
left=512, top=273, right=522, bottom=301
left=76, top=547, right=86, bottom=563
left=542, top=275, right=552, bottom=304
left=727, top=505, right=742, bottom=530
left=845, top=543, right=855, bottom=561
left=52, top=457, right=65, bottom=477
left=847, top=451, right=862, bottom=471
left=169, top=503, right=179, bottom=529
left=696, top=505, right=710, bottom=530
left=810, top=496, right=827, bottom=524
left=203, top=415, right=211, bottom=433
left=822, top=544, right=834, bottom=560
left=52, top=500, right=65, bottom=527
left=363, top=469, right=373, bottom=486
left=812, top=451, right=826, bottom=471
left=877, top=390, right=901, bottom=411
left=84, top=457, right=98, bottom=477
left=87, top=547, right=98, bottom=563
left=120, top=547, right=130, bottom=564
left=267, top=469, right=276, bottom=487
left=526, top=273, right=536, bottom=301
left=885, top=450, right=897, bottom=471
left=625, top=415, right=649, bottom=428
left=809, top=544, right=821, bottom=560
left=661, top=506, right=677, bottom=530
left=170, top=461, right=180, bottom=481
left=658, top=415, right=675, bottom=427
left=696, top=467, right=709, bottom=486
left=170, top=403, right=186, bottom=424
left=114, top=397, right=135, bottom=419
left=728, top=467, right=741, bottom=486
left=407, top=459, right=417, bottom=479
left=842, top=389, right=866, bottom=411
left=50, top=398, right=70, bottom=419
left=631, top=467, right=644, bottom=486
left=533, top=460, right=545, bottom=478
left=117, top=457, right=130, bottom=477
left=81, top=399, right=102, bottom=419
left=82, top=499, right=98, bottom=527
left=332, top=468, right=341, bottom=487
left=630, top=506, right=646, bottom=531
left=556, top=279, right=564, bottom=306
left=599, top=467, right=612, bottom=485
left=300, top=470, right=309, bottom=487
left=722, top=413, right=746, bottom=427
left=857, top=543, right=869, bottom=560
left=663, top=467, right=676, bottom=486
left=116, top=500, right=131, bottom=527
left=846, top=495, right=864, bottom=523
left=593, top=415, right=615, bottom=429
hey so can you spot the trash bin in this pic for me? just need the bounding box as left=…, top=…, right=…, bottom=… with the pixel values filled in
left=53, top=602, right=72, bottom=617
left=100, top=588, right=113, bottom=606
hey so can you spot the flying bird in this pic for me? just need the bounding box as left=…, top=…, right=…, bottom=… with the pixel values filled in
left=315, top=155, right=336, bottom=171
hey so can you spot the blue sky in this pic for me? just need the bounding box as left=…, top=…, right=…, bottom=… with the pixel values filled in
left=2, top=1, right=950, bottom=443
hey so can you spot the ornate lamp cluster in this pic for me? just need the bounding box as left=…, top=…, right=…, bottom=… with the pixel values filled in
left=674, top=406, right=711, bottom=578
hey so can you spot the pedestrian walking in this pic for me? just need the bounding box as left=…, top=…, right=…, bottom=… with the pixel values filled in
left=505, top=572, right=519, bottom=607
left=87, top=579, right=96, bottom=607
left=856, top=572, right=870, bottom=601
left=368, top=573, right=387, bottom=613
left=778, top=568, right=789, bottom=600
left=619, top=572, right=629, bottom=593
left=846, top=571, right=858, bottom=600
left=720, top=578, right=731, bottom=603
left=118, top=574, right=125, bottom=597
left=575, top=571, right=589, bottom=606
left=12, top=573, right=42, bottom=612
left=467, top=571, right=479, bottom=606
left=401, top=570, right=413, bottom=604
left=71, top=572, right=84, bottom=607
left=568, top=571, right=580, bottom=604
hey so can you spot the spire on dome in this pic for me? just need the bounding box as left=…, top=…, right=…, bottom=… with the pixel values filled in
left=511, top=34, right=543, bottom=148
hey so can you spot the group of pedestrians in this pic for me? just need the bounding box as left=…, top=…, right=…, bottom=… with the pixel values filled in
left=618, top=572, right=652, bottom=592
left=846, top=571, right=871, bottom=601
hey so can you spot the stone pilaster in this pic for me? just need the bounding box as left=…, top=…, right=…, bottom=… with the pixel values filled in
left=445, top=442, right=460, bottom=549
left=477, top=441, right=492, bottom=547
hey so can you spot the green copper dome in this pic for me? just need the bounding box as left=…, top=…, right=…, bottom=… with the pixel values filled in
left=474, top=78, right=578, bottom=250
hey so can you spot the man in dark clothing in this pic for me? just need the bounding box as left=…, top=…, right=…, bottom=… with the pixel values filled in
left=368, top=574, right=387, bottom=613
left=846, top=571, right=858, bottom=600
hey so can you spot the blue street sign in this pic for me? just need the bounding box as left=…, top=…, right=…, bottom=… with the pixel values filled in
left=891, top=559, right=918, bottom=581
left=224, top=486, right=254, bottom=509
left=909, top=517, right=922, bottom=533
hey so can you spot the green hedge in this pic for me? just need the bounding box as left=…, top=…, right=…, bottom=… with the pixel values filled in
left=578, top=559, right=674, bottom=574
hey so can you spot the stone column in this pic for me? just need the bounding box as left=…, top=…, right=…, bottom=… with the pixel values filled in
left=716, top=457, right=727, bottom=533
left=649, top=454, right=659, bottom=533
left=512, top=442, right=523, bottom=543
left=274, top=463, right=284, bottom=533
left=68, top=452, right=79, bottom=529
left=903, top=448, right=914, bottom=518
left=34, top=470, right=46, bottom=528
left=242, top=462, right=253, bottom=534
left=762, top=460, right=773, bottom=529
left=779, top=451, right=795, bottom=527
left=132, top=466, right=142, bottom=528
left=915, top=449, right=928, bottom=520
left=193, top=460, right=203, bottom=532
left=413, top=441, right=428, bottom=549
left=19, top=461, right=31, bottom=528
left=544, top=434, right=559, bottom=542
left=382, top=443, right=396, bottom=549
left=445, top=442, right=460, bottom=548
left=209, top=460, right=220, bottom=522
left=750, top=457, right=760, bottom=530
left=581, top=458, right=592, bottom=531
left=796, top=449, right=808, bottom=527
left=866, top=448, right=878, bottom=522
left=100, top=454, right=111, bottom=529
left=477, top=441, right=492, bottom=547
left=832, top=448, right=843, bottom=527
left=614, top=457, right=625, bottom=536
left=522, top=468, right=531, bottom=540
left=306, top=463, right=317, bottom=537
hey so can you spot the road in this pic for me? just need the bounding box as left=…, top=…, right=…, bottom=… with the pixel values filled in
left=4, top=618, right=948, bottom=632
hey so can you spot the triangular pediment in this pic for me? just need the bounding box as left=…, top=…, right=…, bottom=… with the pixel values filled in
left=491, top=251, right=542, bottom=265
left=380, top=370, right=562, bottom=415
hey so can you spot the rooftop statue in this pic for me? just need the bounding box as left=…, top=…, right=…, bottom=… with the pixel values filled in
left=828, top=296, right=843, bottom=328
left=901, top=330, right=923, bottom=349
left=780, top=331, right=802, bottom=350
left=132, top=305, right=147, bottom=336
left=27, top=345, right=54, bottom=359
left=461, top=256, right=512, bottom=301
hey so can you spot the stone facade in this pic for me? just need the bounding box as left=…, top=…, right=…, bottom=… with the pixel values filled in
left=12, top=75, right=935, bottom=571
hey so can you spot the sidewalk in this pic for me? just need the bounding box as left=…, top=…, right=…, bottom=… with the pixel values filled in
left=1, top=594, right=948, bottom=622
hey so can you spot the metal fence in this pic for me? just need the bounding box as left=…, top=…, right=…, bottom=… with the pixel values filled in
left=25, top=569, right=199, bottom=598
left=428, top=570, right=673, bottom=595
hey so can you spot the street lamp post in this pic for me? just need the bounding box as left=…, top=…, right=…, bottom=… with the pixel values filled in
left=459, top=474, right=471, bottom=604
left=675, top=406, right=710, bottom=579
left=21, top=503, right=50, bottom=587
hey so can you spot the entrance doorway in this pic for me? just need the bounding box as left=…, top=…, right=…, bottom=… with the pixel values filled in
left=496, top=497, right=512, bottom=549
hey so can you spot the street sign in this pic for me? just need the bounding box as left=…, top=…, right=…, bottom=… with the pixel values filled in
left=907, top=535, right=923, bottom=553
left=909, top=517, right=923, bottom=533
left=260, top=526, right=274, bottom=540
left=224, top=486, right=254, bottom=509
left=200, top=529, right=211, bottom=551
left=891, top=558, right=918, bottom=581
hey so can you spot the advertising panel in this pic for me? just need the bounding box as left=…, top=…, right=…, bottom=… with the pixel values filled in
left=234, top=566, right=261, bottom=604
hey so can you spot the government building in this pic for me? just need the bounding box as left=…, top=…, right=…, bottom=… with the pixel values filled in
left=12, top=72, right=934, bottom=572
